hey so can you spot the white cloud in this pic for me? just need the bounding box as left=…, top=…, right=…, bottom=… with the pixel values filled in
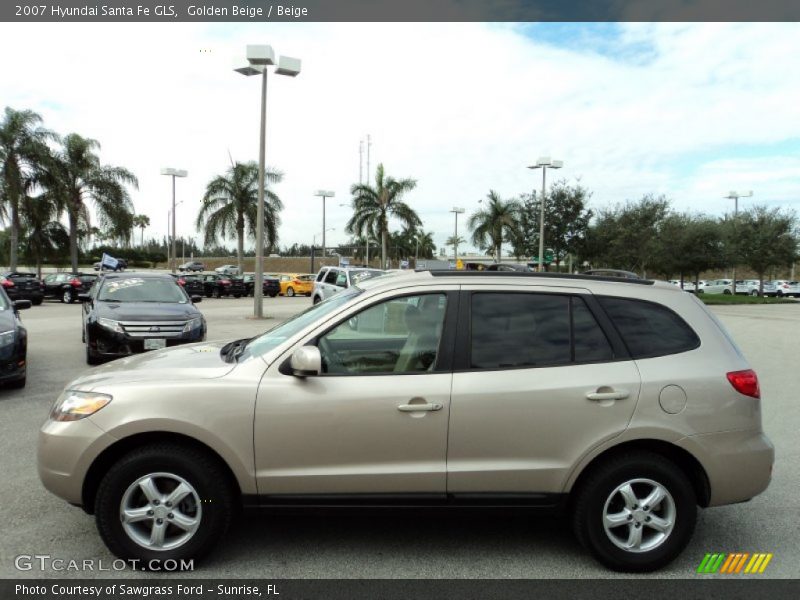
left=1, top=21, right=798, bottom=254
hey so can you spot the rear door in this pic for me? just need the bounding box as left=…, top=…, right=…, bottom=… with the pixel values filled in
left=447, top=286, right=641, bottom=497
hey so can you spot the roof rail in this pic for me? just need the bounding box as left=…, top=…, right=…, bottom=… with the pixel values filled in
left=422, top=270, right=654, bottom=285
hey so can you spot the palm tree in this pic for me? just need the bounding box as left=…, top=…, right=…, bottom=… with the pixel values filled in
left=20, top=193, right=68, bottom=278
left=0, top=107, right=57, bottom=270
left=45, top=133, right=138, bottom=272
left=414, top=229, right=436, bottom=260
left=446, top=235, right=466, bottom=257
left=196, top=161, right=283, bottom=273
left=132, top=214, right=150, bottom=248
left=467, top=190, right=522, bottom=262
left=347, top=164, right=420, bottom=269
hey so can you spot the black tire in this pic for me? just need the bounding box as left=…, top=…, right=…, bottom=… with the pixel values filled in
left=723, top=289, right=732, bottom=295
left=286, top=287, right=295, bottom=297
left=63, top=289, right=74, bottom=304
left=7, top=374, right=26, bottom=389
left=233, top=294, right=241, bottom=299
left=572, top=451, right=696, bottom=572
left=269, top=293, right=278, bottom=298
left=212, top=287, right=221, bottom=299
left=32, top=297, right=43, bottom=306
left=313, top=296, right=321, bottom=304
left=85, top=340, right=101, bottom=365
left=94, top=443, right=235, bottom=567
left=750, top=290, right=759, bottom=297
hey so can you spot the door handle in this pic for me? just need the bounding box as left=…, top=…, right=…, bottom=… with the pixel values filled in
left=586, top=390, right=629, bottom=401
left=397, top=403, right=443, bottom=412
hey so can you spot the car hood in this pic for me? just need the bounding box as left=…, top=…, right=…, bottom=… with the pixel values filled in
left=69, top=341, right=234, bottom=390
left=94, top=301, right=201, bottom=321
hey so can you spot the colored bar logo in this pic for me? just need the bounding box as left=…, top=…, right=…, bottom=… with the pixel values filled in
left=697, top=552, right=773, bottom=574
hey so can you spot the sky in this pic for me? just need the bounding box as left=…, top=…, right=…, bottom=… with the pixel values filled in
left=1, top=21, right=799, bottom=254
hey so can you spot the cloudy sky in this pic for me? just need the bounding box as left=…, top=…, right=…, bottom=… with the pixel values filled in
left=1, top=21, right=799, bottom=253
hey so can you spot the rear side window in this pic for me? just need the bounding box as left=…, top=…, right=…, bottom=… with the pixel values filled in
left=470, top=293, right=571, bottom=369
left=597, top=296, right=700, bottom=359
left=572, top=297, right=614, bottom=362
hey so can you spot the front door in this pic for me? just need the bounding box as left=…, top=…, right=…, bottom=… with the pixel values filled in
left=254, top=290, right=455, bottom=497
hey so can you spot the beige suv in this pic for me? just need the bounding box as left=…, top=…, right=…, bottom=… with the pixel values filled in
left=38, top=271, right=773, bottom=572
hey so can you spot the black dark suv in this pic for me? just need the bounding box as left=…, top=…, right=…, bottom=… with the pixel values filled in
left=242, top=274, right=280, bottom=297
left=0, top=272, right=44, bottom=305
left=202, top=273, right=246, bottom=298
left=174, top=273, right=205, bottom=297
left=42, top=272, right=97, bottom=303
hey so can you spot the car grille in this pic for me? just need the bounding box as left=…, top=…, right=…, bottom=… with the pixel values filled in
left=118, top=321, right=186, bottom=338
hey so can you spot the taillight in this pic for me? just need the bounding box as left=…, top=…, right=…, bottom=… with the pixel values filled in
left=293, top=279, right=301, bottom=285
left=1, top=279, right=13, bottom=288
left=221, top=279, right=231, bottom=286
left=177, top=278, right=186, bottom=286
left=69, top=278, right=82, bottom=287
left=727, top=369, right=760, bottom=399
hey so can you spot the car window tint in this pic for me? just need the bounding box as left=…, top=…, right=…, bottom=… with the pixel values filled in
left=335, top=271, right=348, bottom=287
left=572, top=297, right=614, bottom=362
left=324, top=270, right=339, bottom=285
left=597, top=296, right=700, bottom=359
left=320, top=294, right=447, bottom=375
left=316, top=270, right=327, bottom=282
left=470, top=293, right=570, bottom=369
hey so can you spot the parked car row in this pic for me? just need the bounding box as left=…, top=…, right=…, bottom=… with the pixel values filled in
left=669, top=278, right=798, bottom=297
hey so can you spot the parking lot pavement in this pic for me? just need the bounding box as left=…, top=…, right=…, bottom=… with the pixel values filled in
left=0, top=300, right=797, bottom=578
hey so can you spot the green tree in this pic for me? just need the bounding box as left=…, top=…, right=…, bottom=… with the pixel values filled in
left=132, top=214, right=151, bottom=248
left=20, top=193, right=68, bottom=277
left=582, top=195, right=670, bottom=276
left=737, top=206, right=798, bottom=295
left=445, top=235, right=466, bottom=258
left=467, top=191, right=521, bottom=262
left=45, top=133, right=138, bottom=272
left=526, top=182, right=593, bottom=268
left=196, top=161, right=283, bottom=273
left=0, top=107, right=56, bottom=270
left=347, top=164, right=420, bottom=269
left=413, top=229, right=436, bottom=260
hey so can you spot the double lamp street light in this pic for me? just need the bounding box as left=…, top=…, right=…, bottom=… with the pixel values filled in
left=528, top=157, right=563, bottom=272
left=235, top=44, right=301, bottom=318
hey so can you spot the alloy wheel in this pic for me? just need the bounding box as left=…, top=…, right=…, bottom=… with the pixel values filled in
left=602, top=478, right=676, bottom=553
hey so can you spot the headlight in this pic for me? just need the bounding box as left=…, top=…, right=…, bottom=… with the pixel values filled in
left=50, top=390, right=112, bottom=422
left=0, top=330, right=14, bottom=347
left=98, top=318, right=124, bottom=333
left=183, top=317, right=204, bottom=333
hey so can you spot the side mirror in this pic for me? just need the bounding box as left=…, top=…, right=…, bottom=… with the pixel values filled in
left=12, top=300, right=32, bottom=311
left=290, top=346, right=321, bottom=377
left=191, top=295, right=202, bottom=303
left=78, top=293, right=91, bottom=302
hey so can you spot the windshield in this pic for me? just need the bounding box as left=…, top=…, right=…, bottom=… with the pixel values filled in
left=98, top=278, right=189, bottom=303
left=239, top=287, right=362, bottom=361
left=350, top=269, right=384, bottom=284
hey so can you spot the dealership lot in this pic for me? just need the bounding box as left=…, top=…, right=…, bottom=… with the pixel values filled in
left=0, top=298, right=797, bottom=578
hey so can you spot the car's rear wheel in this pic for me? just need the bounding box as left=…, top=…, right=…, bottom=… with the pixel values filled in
left=32, top=297, right=43, bottom=306
left=750, top=289, right=759, bottom=297
left=723, top=289, right=732, bottom=295
left=313, top=296, right=321, bottom=304
left=269, top=293, right=278, bottom=298
left=572, top=452, right=696, bottom=572
left=212, top=288, right=221, bottom=299
left=63, top=289, right=74, bottom=304
left=286, top=287, right=295, bottom=297
left=95, top=444, right=235, bottom=568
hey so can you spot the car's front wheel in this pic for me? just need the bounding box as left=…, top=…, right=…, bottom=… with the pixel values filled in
left=95, top=444, right=235, bottom=568
left=286, top=287, right=295, bottom=297
left=63, top=289, right=74, bottom=304
left=572, top=452, right=696, bottom=572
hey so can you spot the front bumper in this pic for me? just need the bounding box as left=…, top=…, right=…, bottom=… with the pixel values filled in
left=676, top=429, right=774, bottom=507
left=87, top=323, right=206, bottom=360
left=38, top=417, right=116, bottom=506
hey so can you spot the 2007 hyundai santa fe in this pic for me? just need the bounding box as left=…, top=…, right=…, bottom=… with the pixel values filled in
left=38, top=271, right=774, bottom=572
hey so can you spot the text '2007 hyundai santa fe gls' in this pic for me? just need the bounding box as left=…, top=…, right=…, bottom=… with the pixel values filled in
left=38, top=271, right=774, bottom=572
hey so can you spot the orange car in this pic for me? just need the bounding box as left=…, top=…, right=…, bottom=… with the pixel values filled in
left=279, top=273, right=314, bottom=297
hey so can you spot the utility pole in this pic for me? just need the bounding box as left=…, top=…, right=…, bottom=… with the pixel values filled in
left=725, top=190, right=753, bottom=295
left=359, top=139, right=363, bottom=184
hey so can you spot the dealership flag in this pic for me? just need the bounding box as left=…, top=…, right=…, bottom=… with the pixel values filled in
left=101, top=252, right=119, bottom=270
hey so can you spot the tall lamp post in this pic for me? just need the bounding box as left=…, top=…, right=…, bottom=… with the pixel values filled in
left=314, top=190, right=335, bottom=261
left=166, top=199, right=184, bottom=269
left=527, top=157, right=563, bottom=272
left=235, top=44, right=301, bottom=318
left=726, top=190, right=753, bottom=295
left=311, top=227, right=336, bottom=273
left=450, top=207, right=465, bottom=268
left=160, top=168, right=188, bottom=273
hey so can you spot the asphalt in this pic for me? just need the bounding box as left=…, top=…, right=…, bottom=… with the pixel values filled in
left=0, top=298, right=797, bottom=579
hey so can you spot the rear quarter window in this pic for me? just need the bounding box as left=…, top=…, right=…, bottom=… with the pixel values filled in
left=597, top=296, right=700, bottom=359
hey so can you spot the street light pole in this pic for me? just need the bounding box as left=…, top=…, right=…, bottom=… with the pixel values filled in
left=450, top=207, right=465, bottom=267
left=725, top=190, right=753, bottom=295
left=160, top=168, right=188, bottom=273
left=527, top=157, right=563, bottom=272
left=235, top=45, right=301, bottom=318
left=314, top=190, right=335, bottom=263
left=311, top=228, right=335, bottom=273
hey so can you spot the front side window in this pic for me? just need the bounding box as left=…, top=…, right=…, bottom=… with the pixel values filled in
left=319, top=294, right=447, bottom=375
left=324, top=269, right=339, bottom=285
left=316, top=269, right=327, bottom=282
